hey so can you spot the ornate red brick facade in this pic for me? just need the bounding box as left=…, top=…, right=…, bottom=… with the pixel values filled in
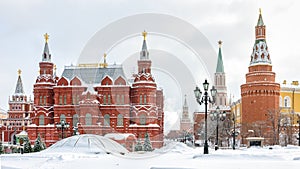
left=2, top=32, right=164, bottom=150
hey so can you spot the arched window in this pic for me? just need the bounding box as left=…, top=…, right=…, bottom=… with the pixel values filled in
left=73, top=114, right=79, bottom=127
left=39, top=115, right=45, bottom=125
left=85, top=113, right=92, bottom=126
left=60, top=114, right=66, bottom=122
left=117, top=114, right=123, bottom=126
left=104, top=114, right=110, bottom=126
left=140, top=114, right=146, bottom=125
left=284, top=96, right=291, bottom=107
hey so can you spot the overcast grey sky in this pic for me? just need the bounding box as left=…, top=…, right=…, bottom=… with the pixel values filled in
left=1, top=0, right=300, bottom=132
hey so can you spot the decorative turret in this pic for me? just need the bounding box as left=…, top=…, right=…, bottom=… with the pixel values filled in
left=240, top=9, right=280, bottom=145
left=250, top=9, right=271, bottom=65
left=214, top=41, right=227, bottom=107
left=39, top=33, right=54, bottom=76
left=180, top=95, right=192, bottom=131
left=140, top=31, right=149, bottom=60
left=137, top=31, right=152, bottom=74
left=15, top=69, right=25, bottom=95
left=183, top=94, right=188, bottom=114
left=42, top=33, right=51, bottom=62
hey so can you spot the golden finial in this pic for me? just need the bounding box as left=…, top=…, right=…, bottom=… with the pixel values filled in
left=54, top=64, right=57, bottom=70
left=259, top=8, right=262, bottom=15
left=142, top=30, right=147, bottom=40
left=18, top=69, right=22, bottom=76
left=44, top=33, right=49, bottom=43
left=104, top=53, right=107, bottom=59
left=218, top=40, right=223, bottom=48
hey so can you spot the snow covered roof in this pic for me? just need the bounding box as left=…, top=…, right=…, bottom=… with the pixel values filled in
left=62, top=66, right=127, bottom=85
left=43, top=134, right=128, bottom=155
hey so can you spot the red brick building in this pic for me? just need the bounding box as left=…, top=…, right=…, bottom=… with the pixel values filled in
left=2, top=32, right=164, bottom=149
left=240, top=11, right=280, bottom=144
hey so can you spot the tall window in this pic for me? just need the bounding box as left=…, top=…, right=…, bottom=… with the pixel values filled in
left=59, top=95, right=63, bottom=105
left=117, top=114, right=124, bottom=126
left=73, top=114, right=79, bottom=127
left=139, top=95, right=143, bottom=104
left=121, top=95, right=125, bottom=105
left=116, top=95, right=120, bottom=105
left=72, top=95, right=76, bottom=105
left=103, top=95, right=106, bottom=105
left=144, top=94, right=147, bottom=104
left=108, top=95, right=111, bottom=105
left=39, top=96, right=43, bottom=105
left=85, top=113, right=92, bottom=126
left=284, top=96, right=291, bottom=107
left=60, top=114, right=66, bottom=122
left=140, top=114, right=146, bottom=125
left=39, top=115, right=45, bottom=125
left=64, top=95, right=67, bottom=105
left=44, top=96, right=47, bottom=105
left=104, top=114, right=110, bottom=126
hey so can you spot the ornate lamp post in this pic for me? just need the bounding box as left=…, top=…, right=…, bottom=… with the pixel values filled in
left=194, top=79, right=217, bottom=154
left=210, top=106, right=226, bottom=150
left=56, top=120, right=70, bottom=139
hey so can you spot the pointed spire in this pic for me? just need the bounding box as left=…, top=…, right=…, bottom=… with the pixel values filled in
left=216, top=40, right=225, bottom=73
left=140, top=30, right=149, bottom=60
left=250, top=9, right=271, bottom=65
left=15, top=69, right=25, bottom=94
left=42, top=33, right=51, bottom=62
left=183, top=94, right=188, bottom=108
left=257, top=8, right=264, bottom=26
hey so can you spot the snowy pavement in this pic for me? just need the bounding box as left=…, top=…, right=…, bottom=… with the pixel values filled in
left=1, top=142, right=300, bottom=169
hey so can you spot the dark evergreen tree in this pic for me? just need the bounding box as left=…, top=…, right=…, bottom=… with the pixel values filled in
left=33, top=134, right=45, bottom=152
left=23, top=137, right=32, bottom=153
left=134, top=138, right=143, bottom=151
left=143, top=132, right=153, bottom=151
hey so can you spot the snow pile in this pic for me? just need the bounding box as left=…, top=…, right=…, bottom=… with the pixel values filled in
left=43, top=134, right=128, bottom=155
left=154, top=141, right=195, bottom=155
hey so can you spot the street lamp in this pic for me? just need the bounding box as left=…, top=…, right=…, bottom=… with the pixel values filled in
left=210, top=106, right=226, bottom=150
left=55, top=120, right=70, bottom=139
left=194, top=79, right=217, bottom=154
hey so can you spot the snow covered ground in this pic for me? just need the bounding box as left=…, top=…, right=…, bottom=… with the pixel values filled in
left=1, top=142, right=300, bottom=169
